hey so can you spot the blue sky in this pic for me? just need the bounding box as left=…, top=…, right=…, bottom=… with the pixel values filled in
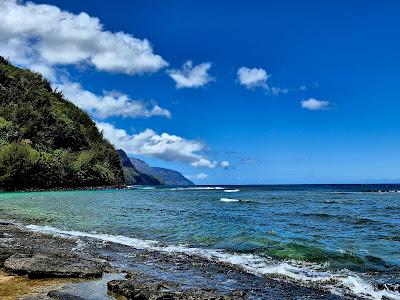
left=1, top=0, right=400, bottom=184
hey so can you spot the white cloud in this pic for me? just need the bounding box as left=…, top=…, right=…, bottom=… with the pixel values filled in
left=56, top=80, right=171, bottom=119
left=0, top=1, right=171, bottom=120
left=237, top=67, right=269, bottom=89
left=237, top=66, right=289, bottom=95
left=271, top=87, right=289, bottom=95
left=167, top=60, right=214, bottom=89
left=220, top=161, right=230, bottom=169
left=301, top=98, right=331, bottom=110
left=0, top=0, right=167, bottom=75
left=186, top=173, right=208, bottom=180
left=97, top=122, right=219, bottom=168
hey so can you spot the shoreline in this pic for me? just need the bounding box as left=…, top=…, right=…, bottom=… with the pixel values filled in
left=0, top=185, right=127, bottom=194
left=0, top=219, right=348, bottom=300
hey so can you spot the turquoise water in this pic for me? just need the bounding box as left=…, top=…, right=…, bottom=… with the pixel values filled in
left=0, top=185, right=399, bottom=298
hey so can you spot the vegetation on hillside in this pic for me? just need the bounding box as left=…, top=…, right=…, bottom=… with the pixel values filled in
left=117, top=150, right=162, bottom=186
left=0, top=57, right=124, bottom=190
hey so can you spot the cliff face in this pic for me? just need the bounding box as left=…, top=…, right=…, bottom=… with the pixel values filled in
left=117, top=150, right=162, bottom=186
left=151, top=167, right=194, bottom=186
left=0, top=57, right=124, bottom=190
left=130, top=158, right=194, bottom=186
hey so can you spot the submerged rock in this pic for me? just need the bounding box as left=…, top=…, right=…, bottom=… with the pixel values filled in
left=47, top=290, right=88, bottom=300
left=4, top=253, right=104, bottom=279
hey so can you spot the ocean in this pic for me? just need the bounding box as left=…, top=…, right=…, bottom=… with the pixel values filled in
left=0, top=184, right=399, bottom=299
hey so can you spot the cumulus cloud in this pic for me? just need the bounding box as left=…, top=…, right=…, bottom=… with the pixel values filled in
left=0, top=0, right=172, bottom=120
left=57, top=80, right=171, bottom=119
left=237, top=66, right=288, bottom=95
left=237, top=67, right=269, bottom=89
left=301, top=98, right=331, bottom=110
left=186, top=173, right=208, bottom=180
left=97, top=122, right=220, bottom=168
left=0, top=0, right=168, bottom=75
left=167, top=61, right=214, bottom=89
left=220, top=161, right=230, bottom=169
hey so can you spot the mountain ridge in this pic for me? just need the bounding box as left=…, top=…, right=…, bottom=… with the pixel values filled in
left=129, top=157, right=194, bottom=186
left=117, top=150, right=162, bottom=186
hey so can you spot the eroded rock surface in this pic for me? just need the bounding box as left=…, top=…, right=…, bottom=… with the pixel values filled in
left=107, top=273, right=246, bottom=300
left=5, top=253, right=104, bottom=279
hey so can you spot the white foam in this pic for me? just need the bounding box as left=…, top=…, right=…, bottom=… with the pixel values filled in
left=171, top=187, right=225, bottom=191
left=25, top=224, right=158, bottom=249
left=224, top=189, right=240, bottom=193
left=25, top=224, right=400, bottom=300
left=220, top=198, right=240, bottom=202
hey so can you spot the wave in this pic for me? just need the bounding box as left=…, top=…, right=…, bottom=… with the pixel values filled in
left=220, top=198, right=257, bottom=204
left=171, top=187, right=224, bottom=191
left=374, top=190, right=400, bottom=194
left=224, top=189, right=240, bottom=193
left=220, top=197, right=239, bottom=202
left=24, top=224, right=400, bottom=300
left=26, top=224, right=158, bottom=249
left=127, top=186, right=156, bottom=190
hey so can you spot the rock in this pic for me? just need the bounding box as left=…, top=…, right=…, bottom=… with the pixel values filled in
left=376, top=282, right=400, bottom=293
left=107, top=279, right=245, bottom=300
left=0, top=221, right=13, bottom=225
left=47, top=290, right=88, bottom=300
left=4, top=253, right=104, bottom=279
left=0, top=246, right=14, bottom=267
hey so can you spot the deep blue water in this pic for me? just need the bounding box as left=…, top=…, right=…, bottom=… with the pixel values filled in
left=0, top=184, right=399, bottom=299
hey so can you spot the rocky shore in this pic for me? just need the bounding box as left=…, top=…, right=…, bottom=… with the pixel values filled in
left=0, top=220, right=347, bottom=299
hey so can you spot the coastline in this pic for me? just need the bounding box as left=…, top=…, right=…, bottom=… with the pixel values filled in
left=0, top=219, right=346, bottom=300
left=0, top=185, right=127, bottom=193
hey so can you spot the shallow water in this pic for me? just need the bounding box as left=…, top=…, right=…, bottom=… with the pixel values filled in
left=0, top=184, right=399, bottom=299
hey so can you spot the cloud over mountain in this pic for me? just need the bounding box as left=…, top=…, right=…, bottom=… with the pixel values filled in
left=97, top=122, right=224, bottom=169
left=57, top=80, right=171, bottom=119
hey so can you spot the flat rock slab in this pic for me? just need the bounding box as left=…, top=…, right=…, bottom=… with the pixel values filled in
left=107, top=274, right=246, bottom=300
left=4, top=253, right=104, bottom=279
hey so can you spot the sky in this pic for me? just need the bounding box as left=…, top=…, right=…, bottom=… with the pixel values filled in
left=1, top=0, right=400, bottom=184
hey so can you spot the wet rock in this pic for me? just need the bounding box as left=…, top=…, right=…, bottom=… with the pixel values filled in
left=376, top=282, right=400, bottom=293
left=4, top=253, right=104, bottom=279
left=47, top=289, right=88, bottom=300
left=107, top=278, right=245, bottom=299
left=0, top=221, right=13, bottom=225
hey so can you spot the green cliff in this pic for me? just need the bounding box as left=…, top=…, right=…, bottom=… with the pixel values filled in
left=0, top=57, right=124, bottom=191
left=117, top=150, right=162, bottom=186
